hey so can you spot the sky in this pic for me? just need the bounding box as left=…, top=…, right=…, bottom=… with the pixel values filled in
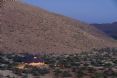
left=23, top=0, right=117, bottom=24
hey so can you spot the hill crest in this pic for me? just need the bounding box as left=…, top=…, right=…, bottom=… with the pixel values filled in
left=0, top=1, right=117, bottom=54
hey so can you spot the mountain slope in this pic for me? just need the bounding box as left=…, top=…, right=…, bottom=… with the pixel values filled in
left=0, top=1, right=117, bottom=54
left=92, top=22, right=117, bottom=39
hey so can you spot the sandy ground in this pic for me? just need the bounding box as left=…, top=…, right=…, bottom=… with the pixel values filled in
left=0, top=70, right=54, bottom=78
left=0, top=70, right=21, bottom=78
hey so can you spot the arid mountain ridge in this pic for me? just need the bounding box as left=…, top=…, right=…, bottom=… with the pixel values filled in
left=0, top=1, right=117, bottom=54
left=92, top=22, right=117, bottom=39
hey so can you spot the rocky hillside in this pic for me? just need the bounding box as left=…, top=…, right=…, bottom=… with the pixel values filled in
left=0, top=1, right=117, bottom=54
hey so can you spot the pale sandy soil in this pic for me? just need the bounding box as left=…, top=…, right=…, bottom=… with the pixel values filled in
left=0, top=70, right=21, bottom=78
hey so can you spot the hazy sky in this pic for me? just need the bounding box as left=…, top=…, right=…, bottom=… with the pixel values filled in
left=23, top=0, right=117, bottom=23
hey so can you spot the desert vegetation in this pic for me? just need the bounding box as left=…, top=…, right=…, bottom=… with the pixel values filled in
left=0, top=47, right=117, bottom=78
left=0, top=0, right=4, bottom=7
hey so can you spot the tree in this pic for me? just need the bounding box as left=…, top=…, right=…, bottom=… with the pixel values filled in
left=76, top=70, right=85, bottom=78
left=62, top=71, right=72, bottom=77
left=92, top=72, right=105, bottom=78
left=53, top=68, right=62, bottom=78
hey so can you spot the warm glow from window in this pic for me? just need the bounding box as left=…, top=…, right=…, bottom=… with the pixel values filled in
left=17, top=62, right=48, bottom=69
